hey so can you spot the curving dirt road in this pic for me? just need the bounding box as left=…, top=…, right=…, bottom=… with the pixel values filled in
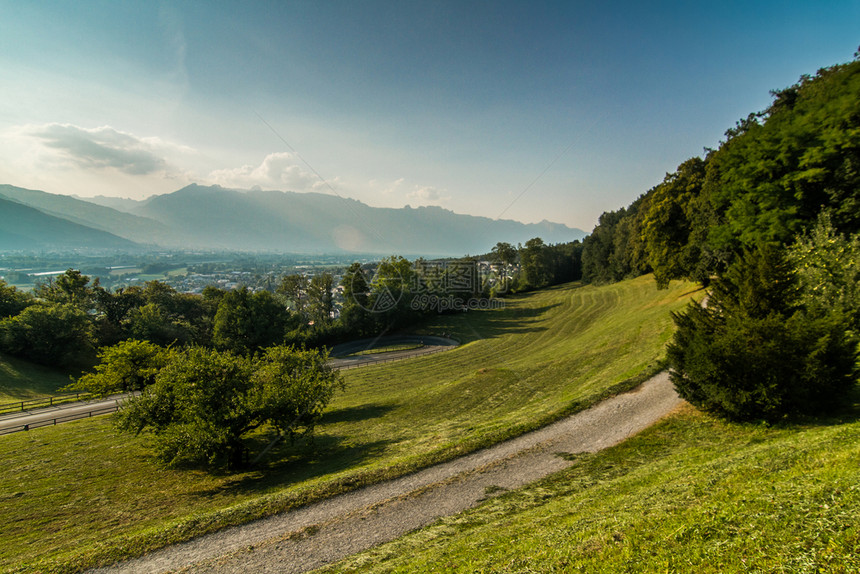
left=90, top=371, right=684, bottom=574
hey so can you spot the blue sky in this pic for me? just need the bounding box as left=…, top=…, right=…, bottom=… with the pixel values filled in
left=0, top=1, right=857, bottom=230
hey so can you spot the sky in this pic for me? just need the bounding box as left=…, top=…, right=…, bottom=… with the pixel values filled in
left=0, top=1, right=857, bottom=231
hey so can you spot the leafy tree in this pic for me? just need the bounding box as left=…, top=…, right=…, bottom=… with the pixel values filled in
left=92, top=285, right=146, bottom=346
left=787, top=213, right=860, bottom=329
left=0, top=279, right=33, bottom=319
left=518, top=238, right=553, bottom=290
left=212, top=287, right=292, bottom=354
left=278, top=274, right=309, bottom=317
left=67, top=339, right=172, bottom=396
left=0, top=303, right=95, bottom=367
left=307, top=273, right=334, bottom=326
left=339, top=263, right=372, bottom=336
left=126, top=302, right=194, bottom=347
left=115, top=345, right=343, bottom=470
left=705, top=59, right=860, bottom=256
left=581, top=208, right=630, bottom=283
left=549, top=240, right=583, bottom=284
left=641, top=157, right=707, bottom=288
left=368, top=255, right=415, bottom=327
left=491, top=242, right=518, bottom=267
left=35, top=269, right=98, bottom=311
left=487, top=242, right=519, bottom=295
left=668, top=244, right=858, bottom=421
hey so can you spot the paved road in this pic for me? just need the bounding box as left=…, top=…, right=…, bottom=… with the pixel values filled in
left=90, top=372, right=684, bottom=574
left=0, top=337, right=459, bottom=434
left=0, top=394, right=129, bottom=434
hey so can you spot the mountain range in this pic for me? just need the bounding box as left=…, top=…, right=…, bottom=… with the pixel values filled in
left=0, top=184, right=587, bottom=256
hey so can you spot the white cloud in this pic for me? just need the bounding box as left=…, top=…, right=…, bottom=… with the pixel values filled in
left=360, top=178, right=451, bottom=209
left=207, top=152, right=327, bottom=191
left=408, top=185, right=449, bottom=205
left=0, top=123, right=196, bottom=199
left=382, top=177, right=405, bottom=195
left=24, top=123, right=187, bottom=176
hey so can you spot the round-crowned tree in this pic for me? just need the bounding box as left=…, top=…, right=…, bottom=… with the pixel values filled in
left=115, top=344, right=343, bottom=470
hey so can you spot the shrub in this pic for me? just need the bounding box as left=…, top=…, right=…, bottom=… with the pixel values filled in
left=668, top=244, right=858, bottom=421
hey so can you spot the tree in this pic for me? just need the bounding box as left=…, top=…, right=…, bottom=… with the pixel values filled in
left=581, top=207, right=644, bottom=284
left=115, top=345, right=343, bottom=470
left=0, top=303, right=95, bottom=367
left=368, top=256, right=414, bottom=326
left=0, top=279, right=33, bottom=319
left=491, top=242, right=518, bottom=267
left=67, top=339, right=172, bottom=396
left=518, top=238, right=553, bottom=290
left=212, top=288, right=291, bottom=354
left=549, top=241, right=583, bottom=284
left=667, top=244, right=858, bottom=421
left=278, top=274, right=309, bottom=317
left=339, top=263, right=372, bottom=336
left=126, top=303, right=194, bottom=347
left=704, top=59, right=860, bottom=256
left=787, top=213, right=860, bottom=330
left=307, top=273, right=334, bottom=326
left=641, top=157, right=707, bottom=288
left=35, top=269, right=98, bottom=311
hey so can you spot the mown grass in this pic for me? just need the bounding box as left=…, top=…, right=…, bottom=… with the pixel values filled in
left=0, top=353, right=74, bottom=405
left=0, top=275, right=699, bottom=573
left=323, top=401, right=860, bottom=574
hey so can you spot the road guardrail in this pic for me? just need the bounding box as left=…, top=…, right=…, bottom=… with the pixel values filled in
left=0, top=404, right=120, bottom=435
left=0, top=393, right=93, bottom=415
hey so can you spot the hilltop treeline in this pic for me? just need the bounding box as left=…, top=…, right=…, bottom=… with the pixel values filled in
left=579, top=54, right=860, bottom=421
left=580, top=56, right=860, bottom=287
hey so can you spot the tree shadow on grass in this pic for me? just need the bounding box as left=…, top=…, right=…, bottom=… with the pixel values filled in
left=189, top=403, right=399, bottom=497
left=191, top=433, right=394, bottom=498
left=803, top=383, right=860, bottom=427
left=759, top=383, right=860, bottom=430
left=420, top=302, right=561, bottom=344
left=321, top=402, right=396, bottom=424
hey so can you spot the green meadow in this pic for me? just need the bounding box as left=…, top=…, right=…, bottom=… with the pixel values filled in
left=0, top=276, right=698, bottom=573
left=324, top=401, right=860, bottom=573
left=0, top=354, right=75, bottom=405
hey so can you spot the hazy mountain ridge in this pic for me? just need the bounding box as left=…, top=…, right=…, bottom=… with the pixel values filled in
left=0, top=185, right=175, bottom=245
left=0, top=196, right=138, bottom=251
left=1, top=183, right=586, bottom=255
left=74, top=195, right=144, bottom=213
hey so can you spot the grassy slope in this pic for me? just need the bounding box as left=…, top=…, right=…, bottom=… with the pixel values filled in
left=0, top=354, right=74, bottom=404
left=324, top=403, right=860, bottom=574
left=0, top=276, right=698, bottom=573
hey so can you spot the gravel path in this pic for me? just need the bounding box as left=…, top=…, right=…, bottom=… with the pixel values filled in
left=91, top=371, right=683, bottom=574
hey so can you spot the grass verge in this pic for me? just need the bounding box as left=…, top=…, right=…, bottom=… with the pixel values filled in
left=0, top=275, right=699, bottom=573
left=0, top=354, right=74, bottom=405
left=321, top=400, right=860, bottom=573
